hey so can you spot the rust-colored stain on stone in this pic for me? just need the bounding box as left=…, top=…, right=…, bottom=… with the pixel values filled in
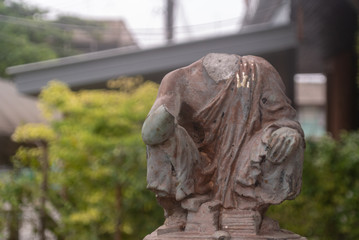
left=142, top=53, right=306, bottom=240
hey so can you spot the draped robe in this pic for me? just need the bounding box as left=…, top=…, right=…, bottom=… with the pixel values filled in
left=145, top=54, right=304, bottom=210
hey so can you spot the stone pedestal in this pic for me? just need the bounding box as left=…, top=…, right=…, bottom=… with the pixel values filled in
left=144, top=207, right=307, bottom=240
left=144, top=230, right=307, bottom=240
left=220, top=209, right=261, bottom=235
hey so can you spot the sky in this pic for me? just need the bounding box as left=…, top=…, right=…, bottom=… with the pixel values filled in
left=19, top=0, right=245, bottom=47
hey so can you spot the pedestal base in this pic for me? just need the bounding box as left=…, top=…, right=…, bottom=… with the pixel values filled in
left=144, top=205, right=307, bottom=240
left=144, top=229, right=307, bottom=240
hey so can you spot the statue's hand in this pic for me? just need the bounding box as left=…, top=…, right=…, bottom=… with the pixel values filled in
left=142, top=105, right=175, bottom=145
left=264, top=127, right=301, bottom=164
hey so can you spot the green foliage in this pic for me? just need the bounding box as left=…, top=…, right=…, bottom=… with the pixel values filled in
left=8, top=81, right=163, bottom=239
left=0, top=0, right=81, bottom=77
left=0, top=155, right=40, bottom=239
left=12, top=123, right=55, bottom=143
left=268, top=132, right=359, bottom=240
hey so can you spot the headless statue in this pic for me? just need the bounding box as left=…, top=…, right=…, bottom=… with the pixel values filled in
left=142, top=53, right=307, bottom=240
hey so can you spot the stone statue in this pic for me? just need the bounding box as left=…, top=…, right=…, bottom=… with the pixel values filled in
left=142, top=53, right=306, bottom=240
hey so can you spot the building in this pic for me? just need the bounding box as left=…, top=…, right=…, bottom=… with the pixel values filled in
left=295, top=74, right=326, bottom=138
left=241, top=0, right=358, bottom=138
left=0, top=79, right=43, bottom=167
left=68, top=20, right=137, bottom=52
left=7, top=0, right=359, bottom=138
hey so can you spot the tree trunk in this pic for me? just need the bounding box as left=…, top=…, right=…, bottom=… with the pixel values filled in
left=8, top=208, right=20, bottom=240
left=114, top=184, right=122, bottom=240
left=38, top=143, right=48, bottom=240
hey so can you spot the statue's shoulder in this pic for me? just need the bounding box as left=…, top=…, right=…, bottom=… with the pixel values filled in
left=160, top=59, right=204, bottom=88
left=161, top=67, right=187, bottom=85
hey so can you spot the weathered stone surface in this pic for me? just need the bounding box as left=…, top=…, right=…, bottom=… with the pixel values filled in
left=142, top=105, right=175, bottom=145
left=185, top=201, right=221, bottom=233
left=144, top=231, right=306, bottom=240
left=203, top=53, right=239, bottom=83
left=220, top=209, right=261, bottom=235
left=142, top=53, right=306, bottom=240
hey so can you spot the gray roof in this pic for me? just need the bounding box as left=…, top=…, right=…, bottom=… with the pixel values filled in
left=7, top=24, right=297, bottom=95
left=0, top=79, right=43, bottom=136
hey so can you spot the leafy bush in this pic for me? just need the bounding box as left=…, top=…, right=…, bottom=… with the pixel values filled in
left=268, top=132, right=359, bottom=240
left=3, top=81, right=164, bottom=240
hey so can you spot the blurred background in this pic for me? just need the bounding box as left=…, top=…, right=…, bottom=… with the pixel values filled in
left=0, top=0, right=358, bottom=239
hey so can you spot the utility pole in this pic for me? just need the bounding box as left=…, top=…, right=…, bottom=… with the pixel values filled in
left=166, top=0, right=175, bottom=43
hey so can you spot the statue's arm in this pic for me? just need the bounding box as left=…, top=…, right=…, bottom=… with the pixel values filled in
left=261, top=126, right=304, bottom=164
left=142, top=105, right=175, bottom=145
left=258, top=83, right=305, bottom=164
left=142, top=70, right=183, bottom=146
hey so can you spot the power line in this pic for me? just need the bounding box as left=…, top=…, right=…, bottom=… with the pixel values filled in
left=4, top=1, right=287, bottom=40
left=0, top=13, right=240, bottom=34
left=0, top=31, right=74, bottom=53
left=0, top=13, right=242, bottom=46
left=0, top=14, right=108, bottom=31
